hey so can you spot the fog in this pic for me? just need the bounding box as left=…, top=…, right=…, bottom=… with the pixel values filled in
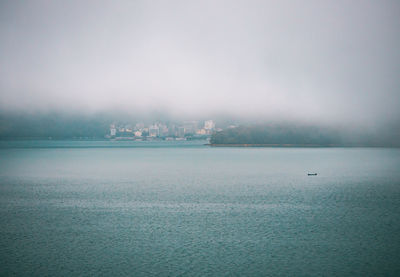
left=0, top=0, right=399, bottom=126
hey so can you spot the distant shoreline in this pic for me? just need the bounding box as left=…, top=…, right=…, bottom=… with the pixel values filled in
left=209, top=143, right=334, bottom=147
left=208, top=143, right=398, bottom=148
left=0, top=140, right=398, bottom=148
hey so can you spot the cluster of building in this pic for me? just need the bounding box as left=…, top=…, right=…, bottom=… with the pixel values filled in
left=106, top=120, right=218, bottom=140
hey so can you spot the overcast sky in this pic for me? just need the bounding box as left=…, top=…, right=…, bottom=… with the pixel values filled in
left=0, top=0, right=399, bottom=124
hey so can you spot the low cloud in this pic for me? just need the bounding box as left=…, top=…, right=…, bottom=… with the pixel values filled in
left=0, top=0, right=399, bottom=126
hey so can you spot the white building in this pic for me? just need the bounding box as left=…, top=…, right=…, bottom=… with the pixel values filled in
left=204, top=120, right=215, bottom=130
left=149, top=125, right=160, bottom=137
left=134, top=130, right=142, bottom=137
left=196, top=129, right=207, bottom=135
left=110, top=125, right=116, bottom=136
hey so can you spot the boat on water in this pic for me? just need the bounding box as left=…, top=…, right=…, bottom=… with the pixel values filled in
left=308, top=173, right=317, bottom=176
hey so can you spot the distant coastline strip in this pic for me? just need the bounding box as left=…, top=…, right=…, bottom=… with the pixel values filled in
left=210, top=144, right=343, bottom=147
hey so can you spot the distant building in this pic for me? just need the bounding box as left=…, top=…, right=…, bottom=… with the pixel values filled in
left=134, top=131, right=142, bottom=137
left=158, top=123, right=169, bottom=137
left=183, top=121, right=198, bottom=135
left=125, top=125, right=133, bottom=133
left=196, top=129, right=207, bottom=135
left=168, top=125, right=177, bottom=137
left=149, top=125, right=160, bottom=137
left=204, top=120, right=215, bottom=130
left=178, top=127, right=185, bottom=138
left=110, top=125, right=116, bottom=137
left=204, top=120, right=215, bottom=135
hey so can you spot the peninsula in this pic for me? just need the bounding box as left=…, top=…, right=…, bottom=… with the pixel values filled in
left=209, top=124, right=399, bottom=147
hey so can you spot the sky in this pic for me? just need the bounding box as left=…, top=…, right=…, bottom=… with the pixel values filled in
left=0, top=0, right=399, bottom=125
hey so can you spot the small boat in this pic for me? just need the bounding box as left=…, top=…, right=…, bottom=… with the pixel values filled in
left=308, top=173, right=317, bottom=176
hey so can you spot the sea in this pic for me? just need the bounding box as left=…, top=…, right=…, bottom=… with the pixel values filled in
left=0, top=140, right=399, bottom=276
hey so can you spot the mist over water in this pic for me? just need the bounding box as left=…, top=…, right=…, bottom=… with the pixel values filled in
left=0, top=0, right=399, bottom=127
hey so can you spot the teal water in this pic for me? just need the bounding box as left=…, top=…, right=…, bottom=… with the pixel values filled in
left=0, top=141, right=399, bottom=276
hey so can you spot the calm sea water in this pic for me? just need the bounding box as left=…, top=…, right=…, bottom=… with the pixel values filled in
left=0, top=140, right=399, bottom=276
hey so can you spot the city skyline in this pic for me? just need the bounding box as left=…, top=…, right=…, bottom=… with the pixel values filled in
left=107, top=119, right=217, bottom=140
